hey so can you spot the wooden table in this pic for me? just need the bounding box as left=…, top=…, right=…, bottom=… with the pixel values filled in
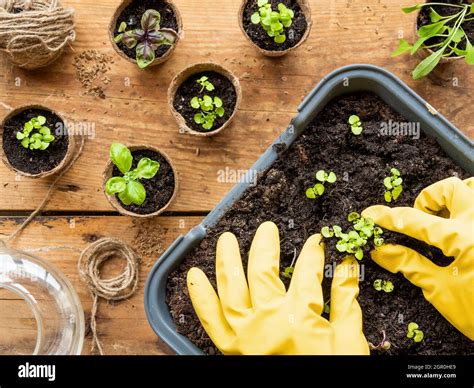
left=0, top=0, right=472, bottom=355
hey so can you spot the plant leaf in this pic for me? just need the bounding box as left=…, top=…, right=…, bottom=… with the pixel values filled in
left=141, top=9, right=161, bottom=31
left=392, top=39, right=413, bottom=57
left=106, top=177, right=127, bottom=195
left=121, top=30, right=140, bottom=49
left=429, top=8, right=442, bottom=22
left=118, top=21, right=127, bottom=33
left=251, top=12, right=261, bottom=24
left=135, top=157, right=160, bottom=179
left=274, top=34, right=286, bottom=44
left=315, top=170, right=326, bottom=182
left=110, top=143, right=133, bottom=174
left=136, top=42, right=156, bottom=69
left=125, top=180, right=146, bottom=206
left=190, top=97, right=200, bottom=109
left=466, top=40, right=474, bottom=65
left=327, top=172, right=337, bottom=183
left=305, top=188, right=316, bottom=199
left=412, top=48, right=444, bottom=79
left=418, top=20, right=447, bottom=38
left=402, top=4, right=423, bottom=14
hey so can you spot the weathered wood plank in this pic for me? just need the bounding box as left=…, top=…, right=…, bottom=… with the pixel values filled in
left=0, top=215, right=203, bottom=355
left=0, top=0, right=471, bottom=213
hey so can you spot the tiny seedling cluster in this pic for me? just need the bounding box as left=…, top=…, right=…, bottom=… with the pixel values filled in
left=191, top=90, right=225, bottom=131
left=115, top=9, right=178, bottom=69
left=407, top=322, right=424, bottom=343
left=251, top=0, right=295, bottom=44
left=321, top=212, right=384, bottom=260
left=17, top=116, right=55, bottom=151
left=393, top=2, right=474, bottom=79
left=305, top=170, right=337, bottom=199
left=384, top=167, right=403, bottom=203
left=197, top=76, right=215, bottom=93
left=348, top=114, right=363, bottom=135
left=373, top=279, right=394, bottom=293
left=106, top=143, right=160, bottom=206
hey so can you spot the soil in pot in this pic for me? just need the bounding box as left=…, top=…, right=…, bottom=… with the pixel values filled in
left=166, top=92, right=473, bottom=356
left=242, top=0, right=308, bottom=52
left=112, top=149, right=175, bottom=215
left=2, top=108, right=68, bottom=175
left=417, top=0, right=474, bottom=55
left=172, top=71, right=237, bottom=133
left=114, top=0, right=179, bottom=61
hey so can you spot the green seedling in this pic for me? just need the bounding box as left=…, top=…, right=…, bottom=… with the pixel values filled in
left=115, top=9, right=178, bottom=69
left=306, top=170, right=337, bottom=199
left=191, top=95, right=225, bottom=131
left=348, top=115, right=363, bottom=135
left=323, top=301, right=330, bottom=315
left=368, top=330, right=391, bottom=351
left=321, top=212, right=384, bottom=260
left=105, top=143, right=160, bottom=206
left=407, top=322, right=424, bottom=343
left=197, top=76, right=215, bottom=93
left=373, top=279, right=394, bottom=293
left=16, top=116, right=55, bottom=150
left=281, top=249, right=297, bottom=279
left=251, top=0, right=295, bottom=44
left=393, top=2, right=474, bottom=79
left=384, top=167, right=403, bottom=203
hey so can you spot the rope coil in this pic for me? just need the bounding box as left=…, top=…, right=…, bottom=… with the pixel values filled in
left=78, top=238, right=140, bottom=355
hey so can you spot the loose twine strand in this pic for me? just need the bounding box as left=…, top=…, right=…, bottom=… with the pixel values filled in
left=0, top=0, right=75, bottom=69
left=78, top=238, right=139, bottom=355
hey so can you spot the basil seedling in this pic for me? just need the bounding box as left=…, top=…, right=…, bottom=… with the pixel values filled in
left=17, top=116, right=55, bottom=150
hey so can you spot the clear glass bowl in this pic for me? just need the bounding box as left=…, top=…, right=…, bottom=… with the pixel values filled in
left=0, top=242, right=84, bottom=355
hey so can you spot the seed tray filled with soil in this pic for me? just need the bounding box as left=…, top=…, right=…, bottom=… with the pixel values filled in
left=1, top=106, right=70, bottom=177
left=144, top=65, right=474, bottom=355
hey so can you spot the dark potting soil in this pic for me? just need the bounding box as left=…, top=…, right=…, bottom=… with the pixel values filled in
left=2, top=108, right=68, bottom=175
left=172, top=71, right=238, bottom=133
left=242, top=0, right=308, bottom=52
left=418, top=0, right=474, bottom=55
left=114, top=0, right=179, bottom=61
left=112, top=149, right=175, bottom=215
left=166, top=92, right=473, bottom=356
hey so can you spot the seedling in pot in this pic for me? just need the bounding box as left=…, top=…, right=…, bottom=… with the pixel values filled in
left=384, top=167, right=403, bottom=203
left=105, top=143, right=160, bottom=206
left=16, top=116, right=55, bottom=150
left=348, top=115, right=363, bottom=135
left=393, top=2, right=474, bottom=79
left=191, top=94, right=225, bottom=131
left=321, top=212, right=384, bottom=260
left=114, top=9, right=178, bottom=69
left=407, top=322, right=424, bottom=343
left=306, top=170, right=336, bottom=199
left=373, top=279, right=394, bottom=293
left=251, top=0, right=295, bottom=44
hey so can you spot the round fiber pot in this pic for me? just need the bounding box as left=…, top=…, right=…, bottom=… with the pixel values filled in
left=0, top=105, right=76, bottom=179
left=109, top=0, right=183, bottom=67
left=238, top=0, right=312, bottom=57
left=168, top=63, right=242, bottom=137
left=103, top=145, right=178, bottom=218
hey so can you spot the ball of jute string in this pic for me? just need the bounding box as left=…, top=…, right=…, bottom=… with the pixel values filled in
left=0, top=0, right=75, bottom=69
left=78, top=238, right=140, bottom=355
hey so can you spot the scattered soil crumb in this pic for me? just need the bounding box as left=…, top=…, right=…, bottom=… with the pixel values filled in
left=132, top=218, right=164, bottom=261
left=73, top=50, right=114, bottom=99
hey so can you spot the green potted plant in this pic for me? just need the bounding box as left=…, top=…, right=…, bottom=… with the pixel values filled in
left=392, top=1, right=474, bottom=83
left=168, top=63, right=242, bottom=137
left=109, top=0, right=183, bottom=68
left=0, top=105, right=75, bottom=178
left=238, top=0, right=312, bottom=56
left=103, top=143, right=178, bottom=217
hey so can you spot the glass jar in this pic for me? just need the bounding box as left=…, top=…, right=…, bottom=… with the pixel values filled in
left=0, top=241, right=84, bottom=355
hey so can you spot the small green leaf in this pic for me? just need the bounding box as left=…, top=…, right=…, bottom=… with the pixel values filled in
left=348, top=115, right=360, bottom=125
left=106, top=177, right=127, bottom=195
left=351, top=125, right=363, bottom=135
left=315, top=170, right=326, bottom=182
left=392, top=177, right=403, bottom=186
left=336, top=242, right=347, bottom=253
left=383, top=177, right=393, bottom=190
left=321, top=226, right=334, bottom=238
left=392, top=39, right=414, bottom=57
left=327, top=172, right=337, bottom=183
left=408, top=322, right=419, bottom=332
left=333, top=225, right=342, bottom=236
left=251, top=12, right=261, bottom=24
left=118, top=21, right=127, bottom=33
left=392, top=185, right=403, bottom=200
left=114, top=34, right=123, bottom=43
left=390, top=168, right=400, bottom=176
left=125, top=180, right=146, bottom=206
left=21, top=138, right=29, bottom=148
left=348, top=212, right=360, bottom=222
left=214, top=97, right=223, bottom=108
left=402, top=4, right=423, bottom=13
left=203, top=121, right=214, bottom=130
left=314, top=183, right=325, bottom=196
left=384, top=191, right=392, bottom=203
left=110, top=143, right=133, bottom=174
left=466, top=40, right=474, bottom=65
left=257, top=0, right=268, bottom=6
left=274, top=34, right=286, bottom=44
left=305, top=188, right=316, bottom=199
left=412, top=48, right=445, bottom=80
left=37, top=116, right=46, bottom=125
left=373, top=279, right=383, bottom=291
left=355, top=249, right=364, bottom=260
left=383, top=281, right=394, bottom=293
left=216, top=107, right=225, bottom=117
left=190, top=97, right=200, bottom=109
left=194, top=113, right=203, bottom=124
left=135, top=157, right=160, bottom=179
left=429, top=8, right=443, bottom=23
left=42, top=134, right=54, bottom=142
left=413, top=330, right=424, bottom=342
left=16, top=132, right=25, bottom=140
left=39, top=126, right=51, bottom=136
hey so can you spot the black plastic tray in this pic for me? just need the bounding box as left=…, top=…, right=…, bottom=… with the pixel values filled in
left=144, top=64, right=474, bottom=355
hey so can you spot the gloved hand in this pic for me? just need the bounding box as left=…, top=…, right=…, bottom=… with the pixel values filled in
left=187, top=221, right=369, bottom=355
left=363, top=177, right=474, bottom=340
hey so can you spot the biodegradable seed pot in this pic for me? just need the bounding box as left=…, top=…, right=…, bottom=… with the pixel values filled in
left=103, top=144, right=178, bottom=218
left=239, top=0, right=312, bottom=56
left=169, top=63, right=242, bottom=137
left=0, top=105, right=75, bottom=178
left=109, top=0, right=183, bottom=68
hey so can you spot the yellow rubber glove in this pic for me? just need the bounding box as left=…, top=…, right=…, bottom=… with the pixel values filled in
left=187, top=221, right=369, bottom=355
left=362, top=177, right=474, bottom=340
